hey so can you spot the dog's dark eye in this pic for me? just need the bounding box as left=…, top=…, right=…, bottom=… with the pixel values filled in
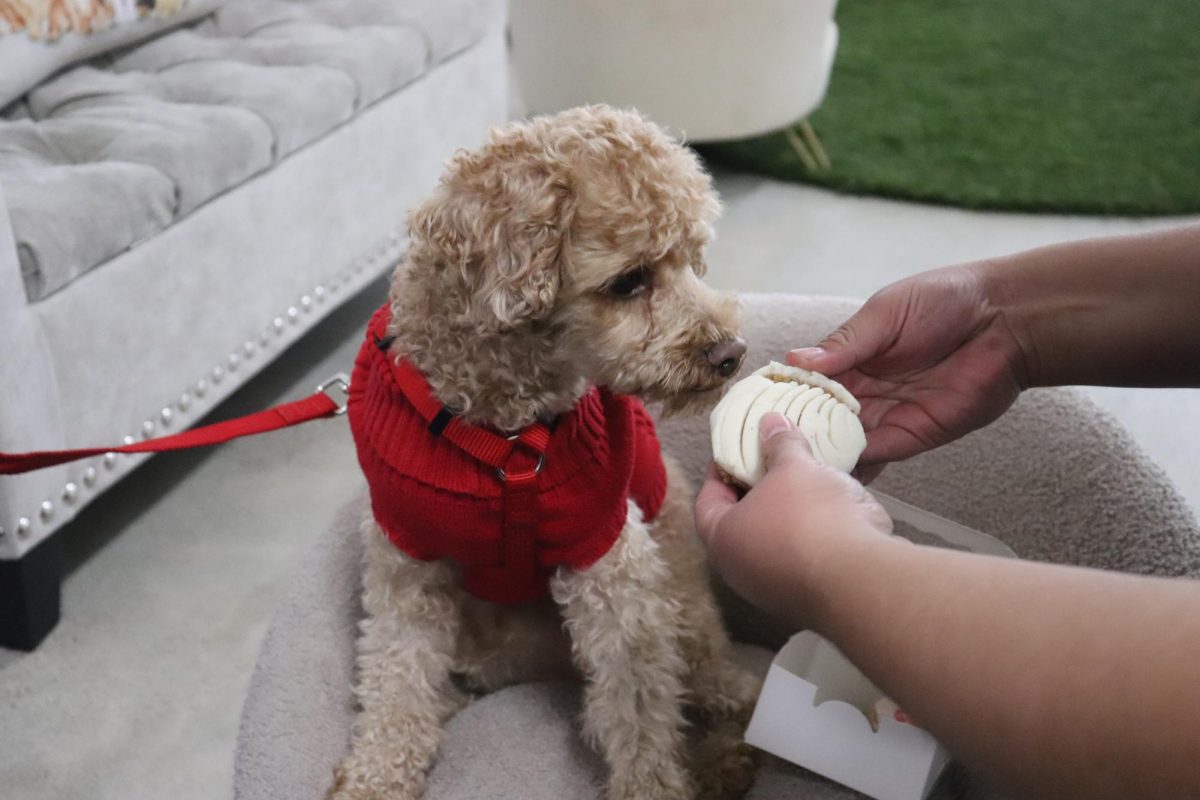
left=605, top=267, right=651, bottom=298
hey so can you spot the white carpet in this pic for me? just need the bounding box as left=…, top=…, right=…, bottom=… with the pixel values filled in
left=1, top=172, right=1197, bottom=800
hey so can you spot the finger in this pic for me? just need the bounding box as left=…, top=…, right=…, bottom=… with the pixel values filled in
left=860, top=423, right=934, bottom=464
left=854, top=394, right=901, bottom=432
left=853, top=461, right=887, bottom=485
left=759, top=413, right=817, bottom=474
left=694, top=464, right=738, bottom=544
left=787, top=298, right=896, bottom=377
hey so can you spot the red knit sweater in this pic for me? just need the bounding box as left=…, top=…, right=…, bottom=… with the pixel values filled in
left=347, top=305, right=668, bottom=604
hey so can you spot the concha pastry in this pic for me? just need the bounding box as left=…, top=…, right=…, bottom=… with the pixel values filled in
left=710, top=361, right=867, bottom=487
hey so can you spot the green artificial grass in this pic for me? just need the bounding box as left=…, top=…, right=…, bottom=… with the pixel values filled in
left=698, top=0, right=1200, bottom=215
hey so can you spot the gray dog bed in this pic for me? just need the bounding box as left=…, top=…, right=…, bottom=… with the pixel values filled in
left=233, top=293, right=1200, bottom=799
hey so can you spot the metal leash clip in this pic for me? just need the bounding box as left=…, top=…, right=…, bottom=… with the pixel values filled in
left=317, top=373, right=351, bottom=416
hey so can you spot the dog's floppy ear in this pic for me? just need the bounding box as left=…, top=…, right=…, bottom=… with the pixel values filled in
left=409, top=153, right=574, bottom=330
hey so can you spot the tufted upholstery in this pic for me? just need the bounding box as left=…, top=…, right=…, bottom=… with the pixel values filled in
left=0, top=0, right=491, bottom=302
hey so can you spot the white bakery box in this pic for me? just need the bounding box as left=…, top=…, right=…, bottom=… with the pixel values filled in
left=744, top=491, right=1017, bottom=800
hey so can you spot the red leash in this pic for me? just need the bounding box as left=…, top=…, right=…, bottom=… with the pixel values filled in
left=0, top=375, right=351, bottom=476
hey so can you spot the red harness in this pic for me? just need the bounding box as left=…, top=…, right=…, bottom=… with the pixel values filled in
left=347, top=305, right=668, bottom=604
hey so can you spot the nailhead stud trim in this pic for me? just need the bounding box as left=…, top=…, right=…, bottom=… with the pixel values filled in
left=10, top=241, right=403, bottom=553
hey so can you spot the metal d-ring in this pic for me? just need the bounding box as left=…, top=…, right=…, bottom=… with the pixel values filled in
left=496, top=453, right=546, bottom=483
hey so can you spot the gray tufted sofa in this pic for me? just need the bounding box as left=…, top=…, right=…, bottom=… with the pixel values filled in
left=0, top=0, right=508, bottom=649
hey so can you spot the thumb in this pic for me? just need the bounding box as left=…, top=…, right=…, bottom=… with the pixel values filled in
left=759, top=413, right=817, bottom=473
left=788, top=300, right=893, bottom=377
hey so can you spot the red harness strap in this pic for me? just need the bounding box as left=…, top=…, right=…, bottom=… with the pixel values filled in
left=0, top=376, right=350, bottom=476
left=388, top=356, right=552, bottom=471
left=384, top=356, right=553, bottom=594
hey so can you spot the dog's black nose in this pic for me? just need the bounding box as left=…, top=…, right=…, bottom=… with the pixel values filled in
left=705, top=338, right=746, bottom=377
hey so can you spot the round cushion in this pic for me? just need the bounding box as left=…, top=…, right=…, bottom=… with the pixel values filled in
left=234, top=293, right=1200, bottom=800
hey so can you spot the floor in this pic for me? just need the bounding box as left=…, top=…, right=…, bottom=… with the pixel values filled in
left=1, top=168, right=1197, bottom=800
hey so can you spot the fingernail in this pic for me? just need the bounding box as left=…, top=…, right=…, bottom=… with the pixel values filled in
left=788, top=346, right=825, bottom=362
left=759, top=412, right=792, bottom=441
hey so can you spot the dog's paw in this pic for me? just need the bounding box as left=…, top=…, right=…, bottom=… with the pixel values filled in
left=610, top=763, right=695, bottom=800
left=327, top=757, right=424, bottom=800
left=691, top=725, right=759, bottom=800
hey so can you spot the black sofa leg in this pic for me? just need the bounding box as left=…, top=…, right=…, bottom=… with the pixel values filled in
left=0, top=536, right=62, bottom=651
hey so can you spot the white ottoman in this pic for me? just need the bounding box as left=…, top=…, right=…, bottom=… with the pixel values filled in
left=509, top=0, right=840, bottom=142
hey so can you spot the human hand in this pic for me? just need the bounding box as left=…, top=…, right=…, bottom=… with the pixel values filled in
left=694, top=413, right=893, bottom=631
left=789, top=265, right=1029, bottom=482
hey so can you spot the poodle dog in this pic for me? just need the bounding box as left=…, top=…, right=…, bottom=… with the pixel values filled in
left=331, top=106, right=760, bottom=800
